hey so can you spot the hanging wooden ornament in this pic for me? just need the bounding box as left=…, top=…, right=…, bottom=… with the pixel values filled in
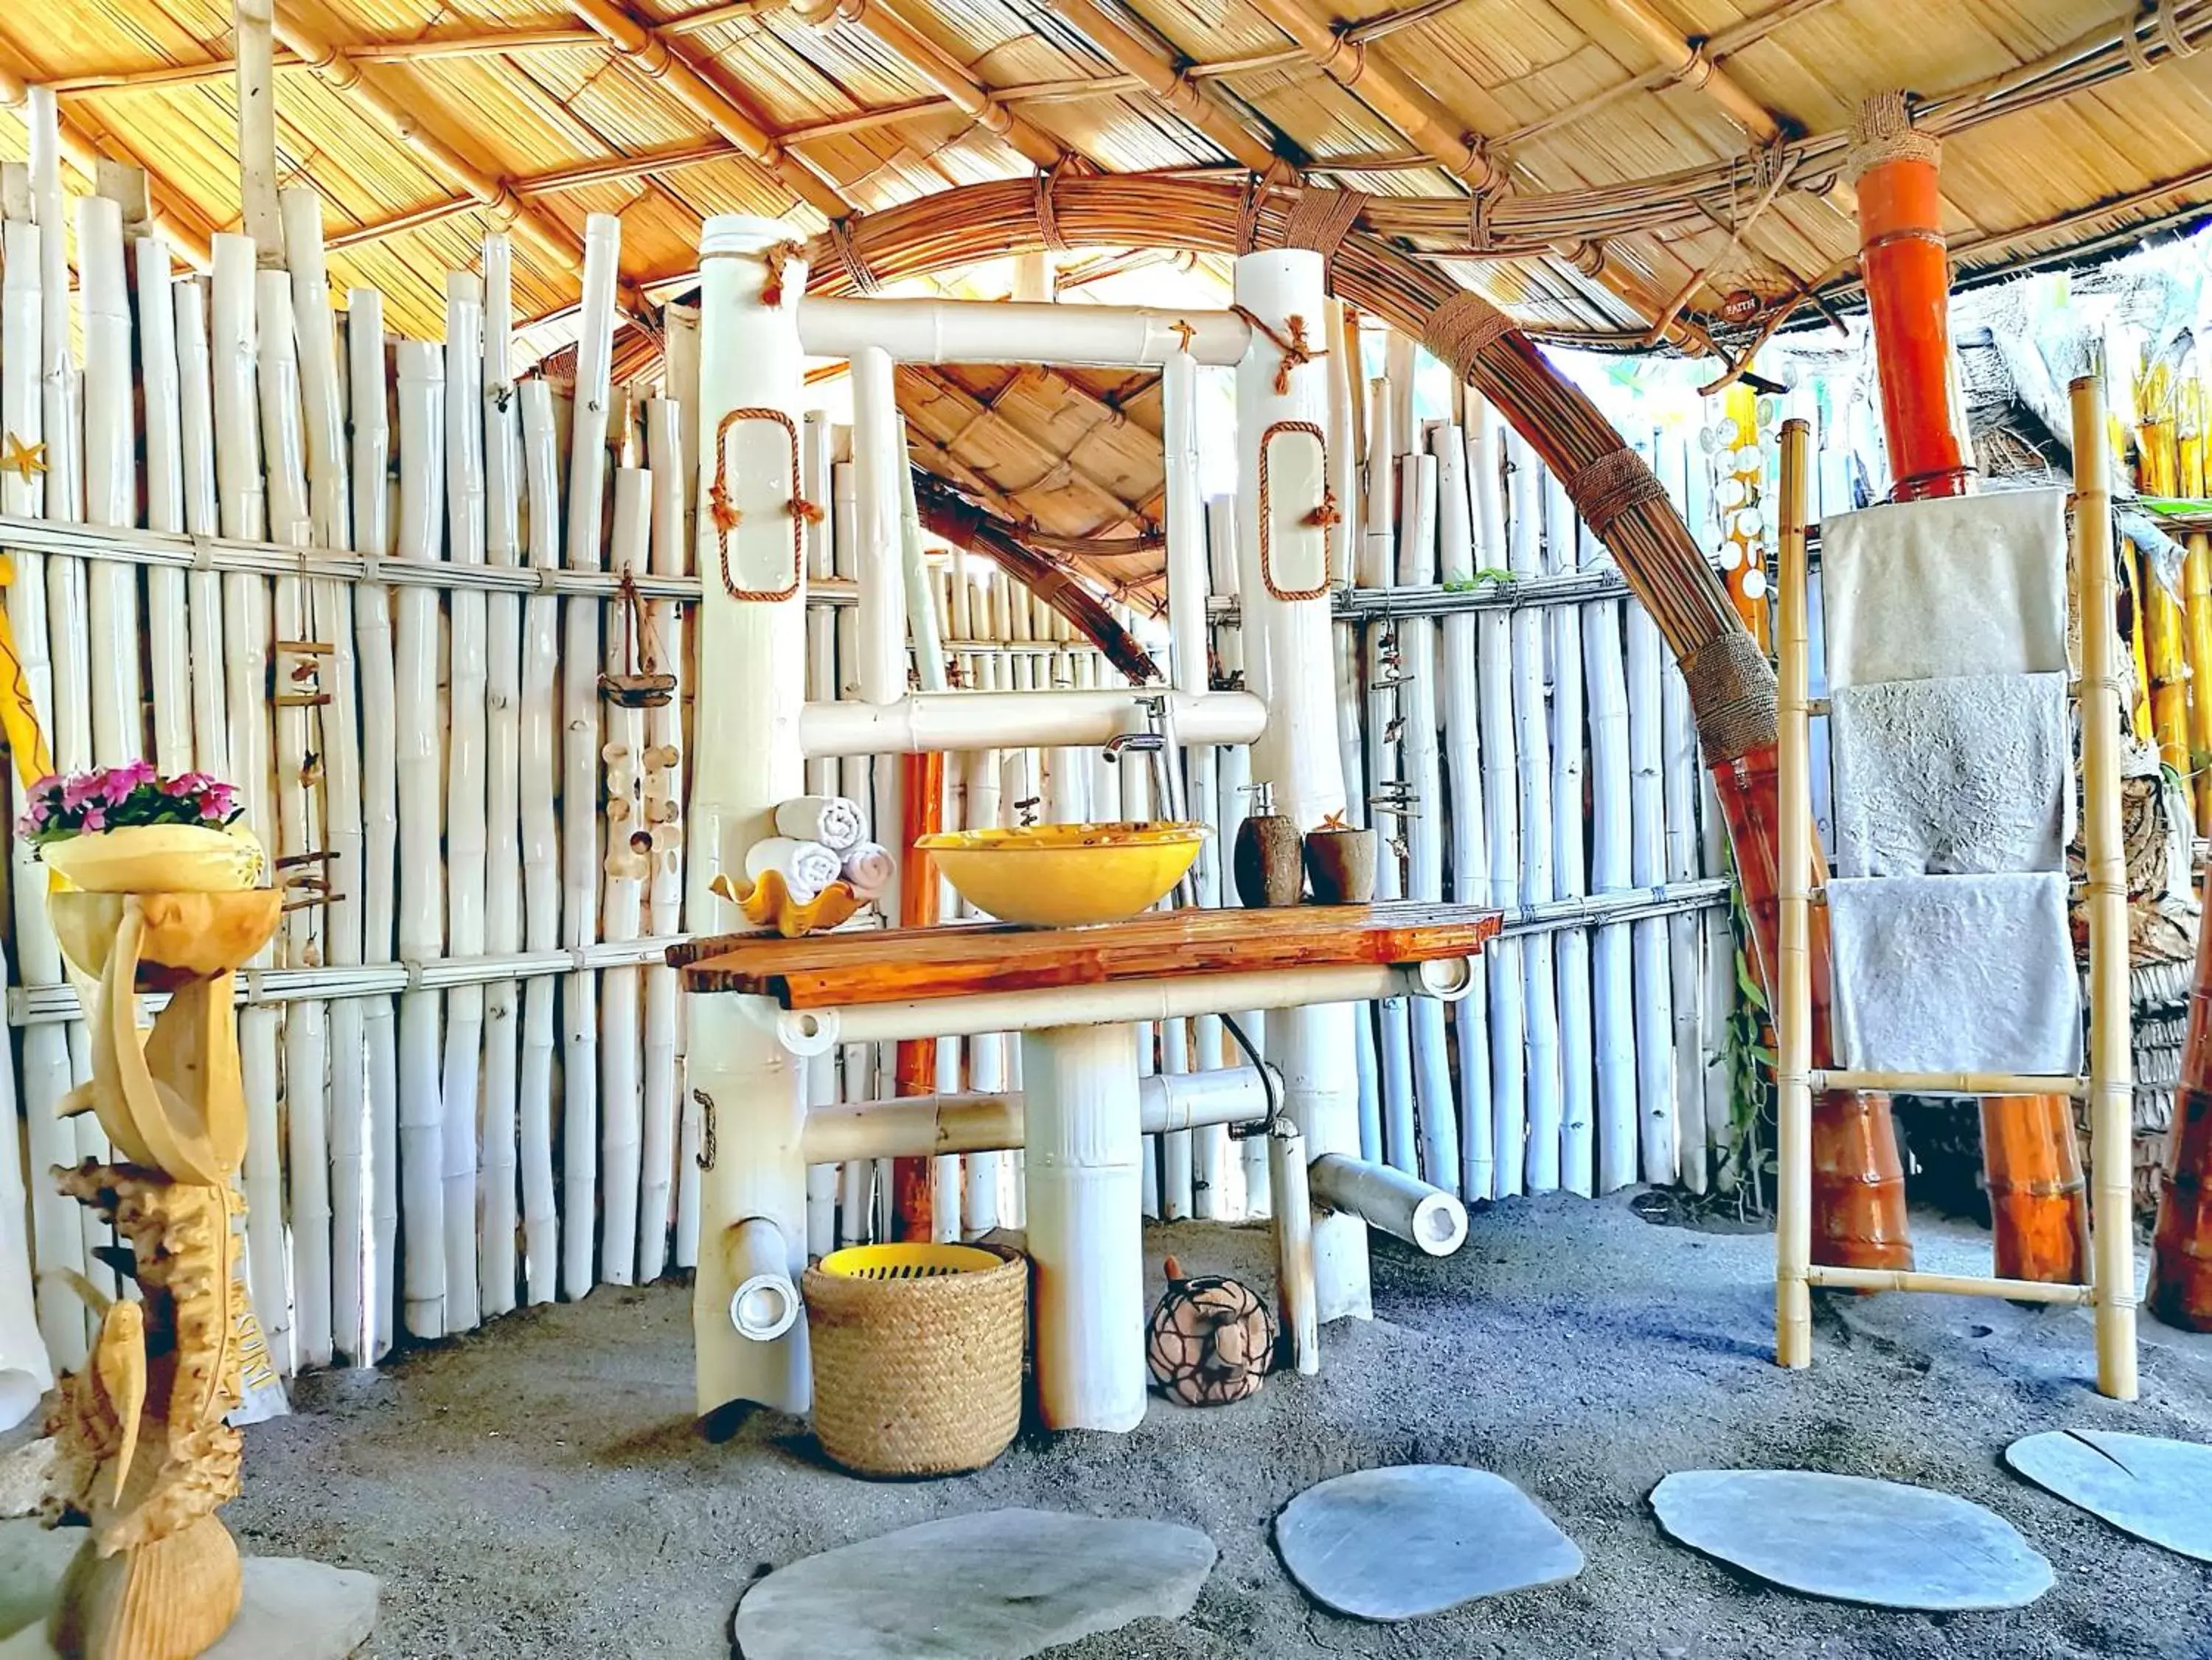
left=599, top=566, right=678, bottom=709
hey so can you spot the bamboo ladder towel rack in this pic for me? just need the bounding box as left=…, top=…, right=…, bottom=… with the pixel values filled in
left=1772, top=382, right=2140, bottom=1401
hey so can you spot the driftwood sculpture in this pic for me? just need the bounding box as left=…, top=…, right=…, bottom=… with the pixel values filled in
left=42, top=888, right=282, bottom=1660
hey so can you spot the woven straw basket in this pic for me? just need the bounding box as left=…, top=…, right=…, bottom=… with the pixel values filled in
left=803, top=1243, right=1027, bottom=1477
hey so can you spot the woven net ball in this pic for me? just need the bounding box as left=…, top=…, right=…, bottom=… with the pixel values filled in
left=1145, top=1255, right=1277, bottom=1406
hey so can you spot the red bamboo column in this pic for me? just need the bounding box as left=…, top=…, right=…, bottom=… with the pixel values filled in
left=1850, top=92, right=2087, bottom=1279
left=2152, top=866, right=2212, bottom=1328
left=1711, top=742, right=1911, bottom=1266
left=892, top=750, right=946, bottom=1240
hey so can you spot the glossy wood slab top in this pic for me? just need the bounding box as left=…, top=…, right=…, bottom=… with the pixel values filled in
left=675, top=902, right=1503, bottom=1008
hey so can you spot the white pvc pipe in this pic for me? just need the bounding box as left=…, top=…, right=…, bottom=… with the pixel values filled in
left=799, top=296, right=1248, bottom=367
left=687, top=215, right=813, bottom=1418
left=1309, top=1153, right=1469, bottom=1256
left=725, top=1216, right=801, bottom=1342
left=1270, top=1124, right=1318, bottom=1373
left=1023, top=1020, right=1147, bottom=1431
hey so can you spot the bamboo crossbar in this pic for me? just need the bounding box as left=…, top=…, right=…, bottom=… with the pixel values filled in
left=0, top=513, right=861, bottom=604
left=1804, top=1265, right=2096, bottom=1305
left=1808, top=1070, right=2087, bottom=1098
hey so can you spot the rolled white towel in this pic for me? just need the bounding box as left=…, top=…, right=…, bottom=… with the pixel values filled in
left=745, top=837, right=844, bottom=906
left=773, top=794, right=866, bottom=852
left=841, top=840, right=896, bottom=902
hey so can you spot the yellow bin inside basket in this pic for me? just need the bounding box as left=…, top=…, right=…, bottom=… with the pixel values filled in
left=815, top=1243, right=1005, bottom=1281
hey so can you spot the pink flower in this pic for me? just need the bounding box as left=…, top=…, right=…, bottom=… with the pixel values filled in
left=80, top=806, right=105, bottom=831
left=60, top=773, right=102, bottom=811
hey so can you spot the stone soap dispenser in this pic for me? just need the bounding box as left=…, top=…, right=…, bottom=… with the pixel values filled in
left=1233, top=781, right=1304, bottom=908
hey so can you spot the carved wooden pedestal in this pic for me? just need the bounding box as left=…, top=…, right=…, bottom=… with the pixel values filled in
left=43, top=890, right=282, bottom=1660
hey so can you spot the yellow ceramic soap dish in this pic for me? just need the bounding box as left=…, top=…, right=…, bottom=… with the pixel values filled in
left=710, top=869, right=868, bottom=938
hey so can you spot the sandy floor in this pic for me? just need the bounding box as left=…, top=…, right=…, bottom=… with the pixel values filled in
left=210, top=1193, right=2212, bottom=1659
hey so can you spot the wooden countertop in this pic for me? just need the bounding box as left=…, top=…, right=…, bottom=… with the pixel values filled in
left=675, top=902, right=1503, bottom=1009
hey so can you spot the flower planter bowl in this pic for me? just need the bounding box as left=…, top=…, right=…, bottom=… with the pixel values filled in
left=39, top=823, right=265, bottom=896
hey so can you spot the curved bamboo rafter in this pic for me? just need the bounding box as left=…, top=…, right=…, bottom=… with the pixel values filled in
left=914, top=479, right=1160, bottom=683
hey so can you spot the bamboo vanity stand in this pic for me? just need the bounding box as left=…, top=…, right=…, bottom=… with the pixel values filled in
left=1772, top=376, right=2138, bottom=1400
left=677, top=901, right=1501, bottom=1431
left=42, top=887, right=283, bottom=1659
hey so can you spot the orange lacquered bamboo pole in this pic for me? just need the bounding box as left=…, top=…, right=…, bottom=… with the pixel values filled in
left=1854, top=146, right=1969, bottom=503
left=2154, top=857, right=2212, bottom=1330
left=892, top=750, right=946, bottom=1240
left=1981, top=1095, right=2089, bottom=1283
left=1712, top=747, right=1913, bottom=1270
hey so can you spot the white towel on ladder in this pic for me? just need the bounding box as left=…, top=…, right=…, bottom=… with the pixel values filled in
left=1820, top=488, right=2070, bottom=688
left=1830, top=672, right=2073, bottom=876
left=1828, top=872, right=2081, bottom=1077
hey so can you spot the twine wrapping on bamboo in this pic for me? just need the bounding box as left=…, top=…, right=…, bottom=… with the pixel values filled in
left=1846, top=89, right=1941, bottom=181
left=1273, top=186, right=1371, bottom=274
left=1422, top=292, right=1517, bottom=385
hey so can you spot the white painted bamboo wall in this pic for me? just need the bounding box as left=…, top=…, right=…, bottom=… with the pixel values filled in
left=0, top=172, right=1735, bottom=1397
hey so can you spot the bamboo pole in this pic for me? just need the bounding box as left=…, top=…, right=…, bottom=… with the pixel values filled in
left=479, top=234, right=524, bottom=1318
left=2, top=213, right=90, bottom=1370
left=442, top=273, right=487, bottom=1333
left=518, top=380, right=563, bottom=1305
left=1470, top=405, right=1526, bottom=1196
left=284, top=193, right=372, bottom=1356
left=347, top=285, right=403, bottom=1356
left=2075, top=373, right=2138, bottom=1402
left=1543, top=462, right=1594, bottom=1197
left=1506, top=431, right=1560, bottom=1193
left=1436, top=416, right=1492, bottom=1200
left=1626, top=595, right=1677, bottom=1185
left=562, top=214, right=619, bottom=1299
left=599, top=469, right=651, bottom=1284
left=1775, top=416, right=1812, bottom=1370
left=394, top=338, right=448, bottom=1340
left=640, top=399, right=689, bottom=1281
left=1399, top=447, right=1458, bottom=1193
left=2180, top=387, right=2212, bottom=835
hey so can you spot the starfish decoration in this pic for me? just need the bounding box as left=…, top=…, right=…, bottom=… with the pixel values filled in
left=1, top=433, right=46, bottom=485
left=1319, top=809, right=1350, bottom=831
left=709, top=481, right=741, bottom=534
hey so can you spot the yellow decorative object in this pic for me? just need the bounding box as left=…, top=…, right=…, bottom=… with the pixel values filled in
left=39, top=823, right=266, bottom=895
left=817, top=1242, right=1006, bottom=1279
left=915, top=821, right=1208, bottom=927
left=1, top=430, right=47, bottom=484
left=42, top=888, right=283, bottom=1660
left=709, top=868, right=866, bottom=938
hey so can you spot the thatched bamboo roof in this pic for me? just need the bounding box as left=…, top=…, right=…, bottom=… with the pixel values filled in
left=7, top=0, right=2211, bottom=562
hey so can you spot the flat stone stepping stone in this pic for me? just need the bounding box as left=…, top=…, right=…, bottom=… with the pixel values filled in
left=0, top=1523, right=377, bottom=1658
left=732, top=1507, right=1215, bottom=1660
left=2006, top=1429, right=2212, bottom=1560
left=1651, top=1470, right=2051, bottom=1611
left=1274, top=1465, right=1583, bottom=1622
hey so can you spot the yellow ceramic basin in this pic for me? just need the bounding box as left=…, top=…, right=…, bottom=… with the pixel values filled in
left=915, top=822, right=1208, bottom=927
